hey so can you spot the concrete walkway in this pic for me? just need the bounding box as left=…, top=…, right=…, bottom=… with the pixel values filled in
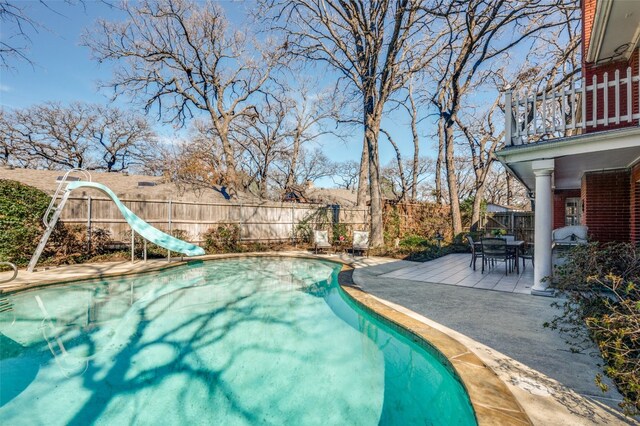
left=353, top=259, right=635, bottom=424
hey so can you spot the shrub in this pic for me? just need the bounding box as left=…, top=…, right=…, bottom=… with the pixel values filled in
left=399, top=234, right=431, bottom=249
left=202, top=224, right=241, bottom=253
left=0, top=179, right=115, bottom=266
left=332, top=223, right=348, bottom=244
left=0, top=179, right=53, bottom=265
left=546, top=242, right=639, bottom=415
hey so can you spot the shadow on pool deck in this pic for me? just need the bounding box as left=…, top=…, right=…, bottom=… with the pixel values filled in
left=349, top=260, right=638, bottom=425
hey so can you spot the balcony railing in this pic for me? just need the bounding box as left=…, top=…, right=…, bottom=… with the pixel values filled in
left=505, top=63, right=640, bottom=146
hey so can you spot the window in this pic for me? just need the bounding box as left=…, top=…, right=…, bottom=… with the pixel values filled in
left=565, top=197, right=582, bottom=226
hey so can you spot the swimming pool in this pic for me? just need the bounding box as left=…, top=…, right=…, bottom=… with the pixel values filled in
left=0, top=257, right=476, bottom=425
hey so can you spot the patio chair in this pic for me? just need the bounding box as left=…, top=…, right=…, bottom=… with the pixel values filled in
left=466, top=235, right=482, bottom=270
left=481, top=238, right=515, bottom=275
left=352, top=231, right=370, bottom=257
left=520, top=242, right=534, bottom=270
left=313, top=230, right=332, bottom=254
left=503, top=234, right=517, bottom=260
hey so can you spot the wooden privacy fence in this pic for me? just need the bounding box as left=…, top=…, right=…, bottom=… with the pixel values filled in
left=60, top=196, right=369, bottom=244
left=481, top=211, right=535, bottom=242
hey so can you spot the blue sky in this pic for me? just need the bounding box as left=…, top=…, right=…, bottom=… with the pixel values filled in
left=0, top=1, right=442, bottom=185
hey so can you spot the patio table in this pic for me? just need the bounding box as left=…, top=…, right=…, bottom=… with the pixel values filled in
left=475, top=240, right=525, bottom=274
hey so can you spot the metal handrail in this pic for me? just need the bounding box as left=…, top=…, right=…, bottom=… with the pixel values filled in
left=0, top=262, right=18, bottom=284
left=44, top=168, right=92, bottom=227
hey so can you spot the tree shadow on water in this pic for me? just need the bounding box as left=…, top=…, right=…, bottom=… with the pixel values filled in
left=30, top=267, right=301, bottom=425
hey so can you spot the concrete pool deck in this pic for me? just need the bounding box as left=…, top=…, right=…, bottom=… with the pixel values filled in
left=0, top=252, right=636, bottom=425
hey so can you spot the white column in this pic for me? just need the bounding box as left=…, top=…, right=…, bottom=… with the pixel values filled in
left=531, top=159, right=555, bottom=296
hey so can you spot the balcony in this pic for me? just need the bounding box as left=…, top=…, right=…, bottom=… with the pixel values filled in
left=504, top=64, right=640, bottom=147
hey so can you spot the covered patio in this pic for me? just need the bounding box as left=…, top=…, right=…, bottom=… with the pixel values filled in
left=497, top=127, right=640, bottom=295
left=378, top=253, right=534, bottom=294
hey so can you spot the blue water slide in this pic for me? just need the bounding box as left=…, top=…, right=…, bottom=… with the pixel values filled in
left=66, top=181, right=205, bottom=256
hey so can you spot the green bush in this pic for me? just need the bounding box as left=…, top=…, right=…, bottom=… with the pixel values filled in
left=399, top=234, right=431, bottom=248
left=202, top=224, right=241, bottom=253
left=49, top=225, right=113, bottom=263
left=546, top=242, right=639, bottom=415
left=0, top=179, right=116, bottom=266
left=0, top=179, right=51, bottom=265
left=332, top=223, right=348, bottom=243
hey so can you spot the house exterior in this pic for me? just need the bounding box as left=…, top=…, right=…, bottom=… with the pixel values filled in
left=496, top=0, right=640, bottom=296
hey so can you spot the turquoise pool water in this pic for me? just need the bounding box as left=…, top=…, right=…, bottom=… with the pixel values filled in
left=0, top=257, right=476, bottom=425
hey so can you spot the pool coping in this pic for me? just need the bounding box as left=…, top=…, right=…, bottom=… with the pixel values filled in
left=336, top=266, right=532, bottom=426
left=1, top=252, right=531, bottom=425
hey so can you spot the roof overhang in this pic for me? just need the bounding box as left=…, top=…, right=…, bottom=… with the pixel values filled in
left=586, top=0, right=640, bottom=63
left=496, top=127, right=640, bottom=190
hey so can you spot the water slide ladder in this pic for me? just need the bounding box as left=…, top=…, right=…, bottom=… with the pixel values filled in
left=27, top=169, right=92, bottom=273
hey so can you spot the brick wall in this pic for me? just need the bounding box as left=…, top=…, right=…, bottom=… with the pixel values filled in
left=582, top=0, right=596, bottom=58
left=632, top=163, right=640, bottom=243
left=582, top=169, right=630, bottom=242
left=582, top=0, right=639, bottom=134
left=584, top=49, right=640, bottom=134
left=553, top=189, right=582, bottom=229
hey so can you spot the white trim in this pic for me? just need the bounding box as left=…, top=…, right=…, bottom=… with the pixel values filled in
left=497, top=127, right=640, bottom=164
left=629, top=27, right=640, bottom=59
left=586, top=0, right=613, bottom=63
left=581, top=165, right=636, bottom=176
left=532, top=159, right=555, bottom=174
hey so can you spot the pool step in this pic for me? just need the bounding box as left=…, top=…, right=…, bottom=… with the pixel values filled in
left=0, top=297, right=13, bottom=313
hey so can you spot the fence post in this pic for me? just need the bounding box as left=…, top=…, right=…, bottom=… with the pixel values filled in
left=167, top=199, right=172, bottom=262
left=86, top=195, right=92, bottom=253
left=291, top=204, right=295, bottom=246
left=239, top=203, right=243, bottom=242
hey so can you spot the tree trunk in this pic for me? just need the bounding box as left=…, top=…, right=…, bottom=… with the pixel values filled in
left=356, top=139, right=369, bottom=206
left=410, top=115, right=419, bottom=201
left=218, top=124, right=238, bottom=196
left=366, top=117, right=384, bottom=248
left=471, top=181, right=486, bottom=231
left=381, top=128, right=407, bottom=201
left=435, top=117, right=445, bottom=205
left=284, top=131, right=301, bottom=190
left=444, top=122, right=463, bottom=235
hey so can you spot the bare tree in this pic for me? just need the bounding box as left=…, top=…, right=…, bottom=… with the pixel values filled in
left=282, top=148, right=336, bottom=187
left=85, top=0, right=284, bottom=195
left=1, top=102, right=157, bottom=172
left=2, top=102, right=96, bottom=169
left=381, top=155, right=436, bottom=202
left=0, top=1, right=38, bottom=67
left=455, top=98, right=503, bottom=230
left=380, top=128, right=408, bottom=201
left=452, top=2, right=580, bottom=229
left=483, top=165, right=529, bottom=208
left=266, top=0, right=443, bottom=247
left=429, top=0, right=577, bottom=235
left=332, top=160, right=360, bottom=190
left=0, top=0, right=87, bottom=68
left=280, top=84, right=343, bottom=192
left=91, top=106, right=157, bottom=172
left=234, top=99, right=288, bottom=198
left=161, top=126, right=232, bottom=198
left=387, top=76, right=426, bottom=201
